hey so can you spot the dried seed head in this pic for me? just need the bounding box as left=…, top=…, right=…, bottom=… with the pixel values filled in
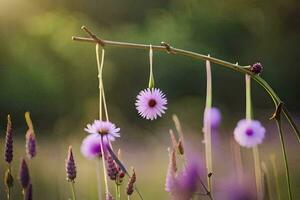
left=177, top=140, right=184, bottom=155
left=19, top=158, right=30, bottom=189
left=26, top=130, right=37, bottom=159
left=4, top=169, right=14, bottom=188
left=250, top=62, right=263, bottom=74
left=25, top=183, right=33, bottom=200
left=66, top=146, right=76, bottom=182
left=126, top=168, right=136, bottom=195
left=5, top=115, right=13, bottom=164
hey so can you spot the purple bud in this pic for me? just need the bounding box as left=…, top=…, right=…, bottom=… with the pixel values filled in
left=25, top=183, right=33, bottom=200
left=26, top=130, right=37, bottom=159
left=250, top=62, right=263, bottom=74
left=5, top=115, right=13, bottom=164
left=107, top=155, right=118, bottom=180
left=66, top=146, right=76, bottom=182
left=19, top=158, right=30, bottom=189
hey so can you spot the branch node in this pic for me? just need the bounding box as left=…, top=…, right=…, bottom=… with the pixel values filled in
left=270, top=102, right=284, bottom=120
left=161, top=42, right=175, bottom=54
left=81, top=26, right=105, bottom=47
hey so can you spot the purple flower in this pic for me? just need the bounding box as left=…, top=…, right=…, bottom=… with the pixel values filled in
left=5, top=115, right=13, bottom=164
left=250, top=62, right=263, bottom=74
left=84, top=120, right=120, bottom=142
left=66, top=146, right=76, bottom=182
left=80, top=133, right=104, bottom=159
left=26, top=130, right=37, bottom=159
left=204, top=107, right=222, bottom=129
left=135, top=88, right=167, bottom=120
left=19, top=158, right=30, bottom=189
left=25, top=183, right=33, bottom=200
left=234, top=119, right=265, bottom=148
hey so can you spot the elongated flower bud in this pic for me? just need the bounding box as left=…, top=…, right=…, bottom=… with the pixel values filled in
left=107, top=155, right=118, bottom=180
left=19, top=158, right=30, bottom=189
left=5, top=115, right=13, bottom=164
left=66, top=146, right=76, bottom=182
left=126, top=168, right=136, bottom=195
left=26, top=131, right=37, bottom=159
left=4, top=169, right=14, bottom=188
left=25, top=183, right=33, bottom=200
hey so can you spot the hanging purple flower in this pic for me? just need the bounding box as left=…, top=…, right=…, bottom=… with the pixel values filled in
left=135, top=88, right=167, bottom=120
left=84, top=120, right=120, bottom=142
left=234, top=119, right=265, bottom=148
left=80, top=133, right=104, bottom=159
left=204, top=107, right=222, bottom=129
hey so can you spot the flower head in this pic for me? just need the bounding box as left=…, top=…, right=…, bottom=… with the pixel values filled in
left=135, top=88, right=167, bottom=120
left=66, top=146, right=76, bottom=182
left=204, top=107, right=222, bottom=129
left=19, top=158, right=30, bottom=189
left=84, top=120, right=120, bottom=142
left=250, top=62, right=263, bottom=74
left=5, top=115, right=13, bottom=164
left=234, top=119, right=265, bottom=148
left=80, top=133, right=104, bottom=159
left=26, top=130, right=37, bottom=159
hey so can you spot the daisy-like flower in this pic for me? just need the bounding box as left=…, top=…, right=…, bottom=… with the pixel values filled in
left=84, top=120, right=120, bottom=142
left=234, top=119, right=265, bottom=148
left=135, top=88, right=167, bottom=120
left=81, top=133, right=105, bottom=159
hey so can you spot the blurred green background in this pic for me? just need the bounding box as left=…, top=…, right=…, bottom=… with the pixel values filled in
left=0, top=0, right=299, bottom=199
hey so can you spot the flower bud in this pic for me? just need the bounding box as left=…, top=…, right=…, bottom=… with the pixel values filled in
left=250, top=62, right=263, bottom=74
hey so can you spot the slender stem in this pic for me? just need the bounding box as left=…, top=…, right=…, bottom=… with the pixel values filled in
left=115, top=183, right=121, bottom=200
left=261, top=161, right=273, bottom=200
left=70, top=182, right=77, bottom=200
left=73, top=30, right=300, bottom=142
left=275, top=117, right=293, bottom=200
left=204, top=59, right=213, bottom=193
left=100, top=137, right=109, bottom=195
left=7, top=188, right=11, bottom=200
left=96, top=44, right=104, bottom=120
left=282, top=107, right=300, bottom=143
left=270, top=154, right=281, bottom=200
left=96, top=159, right=103, bottom=200
left=148, top=45, right=155, bottom=88
left=246, top=75, right=263, bottom=200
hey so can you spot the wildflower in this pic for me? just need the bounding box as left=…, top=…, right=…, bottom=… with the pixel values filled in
left=126, top=168, right=136, bottom=195
left=250, top=62, right=263, bottom=74
left=203, top=107, right=222, bottom=129
left=19, top=158, right=30, bottom=190
left=26, top=130, right=37, bottom=159
left=5, top=115, right=13, bottom=164
left=234, top=119, right=265, bottom=148
left=84, top=120, right=120, bottom=142
left=66, top=146, right=76, bottom=182
left=135, top=88, right=167, bottom=120
left=80, top=133, right=104, bottom=159
left=107, top=155, right=118, bottom=180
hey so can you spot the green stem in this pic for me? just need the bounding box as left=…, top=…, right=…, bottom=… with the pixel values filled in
left=115, top=183, right=121, bottom=200
left=70, top=182, right=77, bottom=200
left=275, top=116, right=293, bottom=200
left=7, top=187, right=11, bottom=200
left=148, top=45, right=155, bottom=88
left=204, top=59, right=213, bottom=193
left=245, top=75, right=253, bottom=120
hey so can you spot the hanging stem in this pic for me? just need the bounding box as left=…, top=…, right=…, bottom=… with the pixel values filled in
left=96, top=159, right=103, bottom=200
left=246, top=75, right=263, bottom=200
left=148, top=45, right=155, bottom=88
left=204, top=58, right=213, bottom=193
